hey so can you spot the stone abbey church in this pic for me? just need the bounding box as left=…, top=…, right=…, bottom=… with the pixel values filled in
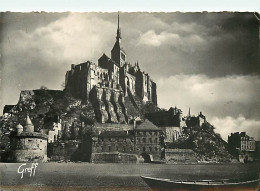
left=65, top=14, right=157, bottom=123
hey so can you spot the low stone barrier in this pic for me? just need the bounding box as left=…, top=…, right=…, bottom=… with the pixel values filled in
left=91, top=152, right=138, bottom=163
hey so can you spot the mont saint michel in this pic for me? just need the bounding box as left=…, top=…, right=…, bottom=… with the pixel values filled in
left=0, top=12, right=259, bottom=190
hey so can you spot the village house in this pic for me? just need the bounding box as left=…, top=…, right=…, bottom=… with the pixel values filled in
left=228, top=132, right=256, bottom=162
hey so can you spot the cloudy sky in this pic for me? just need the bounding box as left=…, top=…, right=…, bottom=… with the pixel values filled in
left=0, top=12, right=259, bottom=141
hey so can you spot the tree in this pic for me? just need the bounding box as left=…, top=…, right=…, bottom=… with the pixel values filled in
left=62, top=124, right=71, bottom=141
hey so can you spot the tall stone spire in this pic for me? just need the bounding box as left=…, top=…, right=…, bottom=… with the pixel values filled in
left=116, top=12, right=121, bottom=40
left=188, top=107, right=191, bottom=117
left=111, top=11, right=126, bottom=67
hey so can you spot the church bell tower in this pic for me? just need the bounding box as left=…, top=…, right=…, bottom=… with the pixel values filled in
left=111, top=12, right=127, bottom=67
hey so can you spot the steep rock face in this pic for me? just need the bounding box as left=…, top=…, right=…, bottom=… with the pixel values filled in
left=102, top=88, right=119, bottom=123
left=89, top=87, right=109, bottom=123
left=111, top=91, right=126, bottom=123
left=88, top=86, right=141, bottom=124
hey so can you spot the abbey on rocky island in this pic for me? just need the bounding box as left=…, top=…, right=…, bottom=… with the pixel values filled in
left=65, top=14, right=157, bottom=110
left=1, top=13, right=235, bottom=164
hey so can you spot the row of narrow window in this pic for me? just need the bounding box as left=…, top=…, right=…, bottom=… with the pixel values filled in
left=142, top=146, right=158, bottom=152
left=102, top=146, right=132, bottom=152
left=98, top=137, right=158, bottom=143
left=98, top=137, right=130, bottom=142
left=100, top=146, right=159, bottom=152
left=241, top=145, right=255, bottom=150
left=137, top=138, right=158, bottom=143
left=136, top=131, right=158, bottom=136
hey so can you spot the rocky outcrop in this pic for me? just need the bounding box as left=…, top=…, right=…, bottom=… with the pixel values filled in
left=89, top=86, right=109, bottom=123
left=111, top=91, right=127, bottom=123
left=102, top=88, right=118, bottom=123
left=167, top=122, right=232, bottom=162
left=89, top=86, right=138, bottom=124
left=18, top=90, right=36, bottom=111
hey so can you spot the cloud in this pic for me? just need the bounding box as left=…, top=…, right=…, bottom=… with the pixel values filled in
left=212, top=115, right=260, bottom=141
left=1, top=13, right=117, bottom=113
left=157, top=75, right=260, bottom=119
left=138, top=30, right=180, bottom=47
left=3, top=13, right=115, bottom=67
left=130, top=13, right=259, bottom=79
left=137, top=30, right=206, bottom=53
left=157, top=74, right=260, bottom=141
left=1, top=12, right=259, bottom=118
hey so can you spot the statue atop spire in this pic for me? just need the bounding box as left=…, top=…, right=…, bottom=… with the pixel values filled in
left=116, top=12, right=121, bottom=40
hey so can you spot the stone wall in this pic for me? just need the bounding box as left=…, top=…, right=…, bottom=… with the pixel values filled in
left=91, top=152, right=138, bottom=163
left=151, top=82, right=157, bottom=106
left=164, top=149, right=197, bottom=163
left=134, top=131, right=161, bottom=161
left=9, top=136, right=47, bottom=162
left=9, top=149, right=47, bottom=162
left=92, top=131, right=135, bottom=153
left=48, top=141, right=80, bottom=161
left=162, top=126, right=182, bottom=143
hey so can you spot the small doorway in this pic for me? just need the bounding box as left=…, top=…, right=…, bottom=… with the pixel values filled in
left=141, top=153, right=151, bottom=163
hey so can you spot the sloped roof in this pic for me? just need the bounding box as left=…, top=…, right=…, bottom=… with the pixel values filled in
left=16, top=124, right=23, bottom=129
left=135, top=119, right=161, bottom=131
left=111, top=40, right=127, bottom=55
left=99, top=53, right=109, bottom=61
left=98, top=130, right=131, bottom=137
left=26, top=115, right=34, bottom=126
left=99, top=53, right=120, bottom=67
left=95, top=123, right=133, bottom=130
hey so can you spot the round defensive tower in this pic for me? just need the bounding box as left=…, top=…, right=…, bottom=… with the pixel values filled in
left=9, top=115, right=48, bottom=162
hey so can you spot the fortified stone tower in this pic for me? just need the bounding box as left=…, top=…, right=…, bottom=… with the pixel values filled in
left=9, top=115, right=48, bottom=162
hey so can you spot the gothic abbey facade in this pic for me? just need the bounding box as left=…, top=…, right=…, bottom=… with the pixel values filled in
left=65, top=14, right=157, bottom=108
